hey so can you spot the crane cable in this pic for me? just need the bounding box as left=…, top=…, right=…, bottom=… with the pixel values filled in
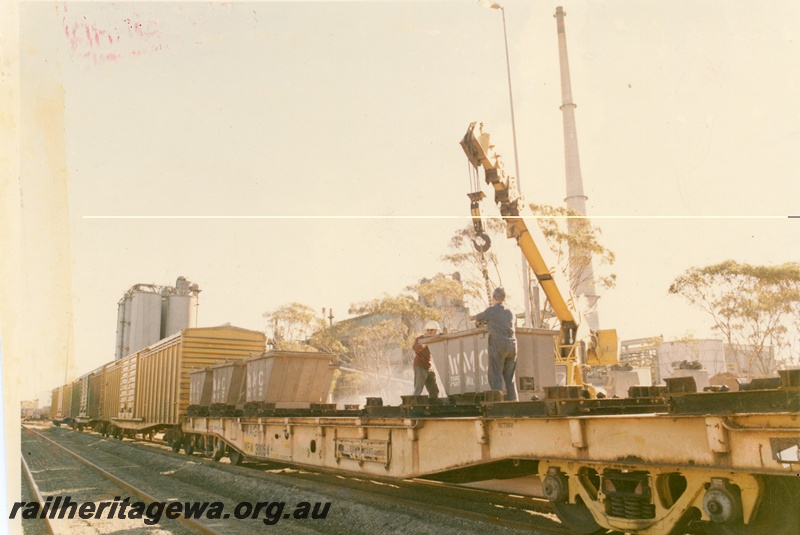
left=466, top=161, right=494, bottom=304
left=479, top=253, right=492, bottom=304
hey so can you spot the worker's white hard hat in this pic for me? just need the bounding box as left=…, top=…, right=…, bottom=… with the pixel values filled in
left=424, top=320, right=440, bottom=332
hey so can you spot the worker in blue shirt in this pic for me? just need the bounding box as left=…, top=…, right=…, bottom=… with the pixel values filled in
left=474, top=287, right=518, bottom=401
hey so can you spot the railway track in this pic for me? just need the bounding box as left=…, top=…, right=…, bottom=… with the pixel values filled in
left=23, top=424, right=598, bottom=535
left=22, top=425, right=220, bottom=534
left=20, top=452, right=54, bottom=535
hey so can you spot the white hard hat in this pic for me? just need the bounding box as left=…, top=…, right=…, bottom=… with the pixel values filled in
left=424, top=320, right=440, bottom=332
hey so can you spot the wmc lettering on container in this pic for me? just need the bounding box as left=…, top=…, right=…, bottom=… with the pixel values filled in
left=426, top=328, right=559, bottom=400
left=446, top=349, right=489, bottom=391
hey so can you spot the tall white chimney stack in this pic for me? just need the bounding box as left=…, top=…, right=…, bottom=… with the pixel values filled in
left=555, top=6, right=600, bottom=331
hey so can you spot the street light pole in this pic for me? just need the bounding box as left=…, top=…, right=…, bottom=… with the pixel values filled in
left=491, top=2, right=533, bottom=328
left=493, top=4, right=521, bottom=192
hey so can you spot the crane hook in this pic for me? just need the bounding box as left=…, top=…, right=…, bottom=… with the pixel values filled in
left=471, top=232, right=491, bottom=253
left=468, top=191, right=491, bottom=253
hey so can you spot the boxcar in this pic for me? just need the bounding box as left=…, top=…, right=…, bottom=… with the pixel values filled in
left=101, top=326, right=265, bottom=437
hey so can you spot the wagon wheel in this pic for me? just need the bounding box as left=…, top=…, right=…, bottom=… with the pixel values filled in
left=550, top=497, right=606, bottom=535
left=212, top=439, right=225, bottom=462
left=183, top=435, right=194, bottom=456
left=171, top=429, right=183, bottom=453
left=695, top=476, right=800, bottom=535
left=228, top=448, right=244, bottom=466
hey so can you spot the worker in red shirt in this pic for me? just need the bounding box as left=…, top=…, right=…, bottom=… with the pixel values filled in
left=412, top=320, right=440, bottom=400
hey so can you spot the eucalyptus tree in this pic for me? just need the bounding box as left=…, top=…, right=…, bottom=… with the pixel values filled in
left=669, top=261, right=800, bottom=376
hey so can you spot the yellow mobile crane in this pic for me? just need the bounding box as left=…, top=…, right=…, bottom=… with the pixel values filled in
left=460, top=121, right=617, bottom=390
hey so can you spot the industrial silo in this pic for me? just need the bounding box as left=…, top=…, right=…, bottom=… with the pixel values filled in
left=127, top=286, right=163, bottom=355
left=162, top=277, right=200, bottom=339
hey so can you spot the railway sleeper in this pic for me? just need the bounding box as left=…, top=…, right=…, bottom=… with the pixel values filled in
left=538, top=460, right=798, bottom=535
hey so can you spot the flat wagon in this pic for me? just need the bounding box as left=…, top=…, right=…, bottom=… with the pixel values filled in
left=181, top=360, right=800, bottom=535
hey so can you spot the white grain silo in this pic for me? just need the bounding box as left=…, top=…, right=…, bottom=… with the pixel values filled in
left=126, top=285, right=163, bottom=355
left=161, top=276, right=200, bottom=338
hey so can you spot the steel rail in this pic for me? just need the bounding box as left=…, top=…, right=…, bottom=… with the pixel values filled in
left=243, top=460, right=581, bottom=535
left=20, top=453, right=56, bottom=535
left=45, top=425, right=587, bottom=535
left=23, top=425, right=224, bottom=535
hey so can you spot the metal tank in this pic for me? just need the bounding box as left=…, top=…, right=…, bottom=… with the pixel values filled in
left=127, top=288, right=162, bottom=355
left=426, top=327, right=558, bottom=401
left=163, top=295, right=194, bottom=337
left=161, top=277, right=200, bottom=339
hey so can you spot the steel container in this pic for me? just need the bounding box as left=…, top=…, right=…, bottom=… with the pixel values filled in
left=245, top=351, right=337, bottom=404
left=111, top=326, right=265, bottom=430
left=189, top=369, right=213, bottom=406
left=426, top=327, right=558, bottom=400
left=211, top=361, right=247, bottom=405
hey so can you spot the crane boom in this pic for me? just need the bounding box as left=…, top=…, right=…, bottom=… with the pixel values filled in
left=460, top=122, right=617, bottom=387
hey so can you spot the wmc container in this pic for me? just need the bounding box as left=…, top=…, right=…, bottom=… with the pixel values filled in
left=189, top=368, right=214, bottom=407
left=426, top=327, right=558, bottom=401
left=245, top=351, right=337, bottom=404
left=210, top=361, right=247, bottom=405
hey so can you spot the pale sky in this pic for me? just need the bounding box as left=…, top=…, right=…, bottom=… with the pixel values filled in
left=5, top=0, right=800, bottom=403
